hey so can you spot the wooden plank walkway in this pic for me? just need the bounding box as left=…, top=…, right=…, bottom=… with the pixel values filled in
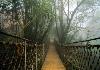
left=41, top=43, right=66, bottom=70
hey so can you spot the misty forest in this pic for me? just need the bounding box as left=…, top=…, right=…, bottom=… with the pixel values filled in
left=0, top=0, right=100, bottom=70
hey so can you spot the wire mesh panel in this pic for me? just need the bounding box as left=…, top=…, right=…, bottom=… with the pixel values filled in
left=0, top=42, right=25, bottom=70
left=26, top=43, right=49, bottom=70
left=56, top=44, right=100, bottom=70
left=0, top=32, right=49, bottom=70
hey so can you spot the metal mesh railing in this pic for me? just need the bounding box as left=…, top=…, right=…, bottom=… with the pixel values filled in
left=0, top=31, right=48, bottom=70
left=56, top=38, right=100, bottom=70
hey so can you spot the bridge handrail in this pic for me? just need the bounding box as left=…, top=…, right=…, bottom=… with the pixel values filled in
left=0, top=31, right=34, bottom=42
left=67, top=36, right=100, bottom=44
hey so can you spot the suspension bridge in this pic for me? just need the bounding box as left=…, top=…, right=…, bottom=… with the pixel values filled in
left=0, top=0, right=100, bottom=70
left=0, top=31, right=100, bottom=70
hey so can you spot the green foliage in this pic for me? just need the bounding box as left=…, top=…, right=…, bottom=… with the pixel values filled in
left=0, top=0, right=55, bottom=43
left=23, top=0, right=54, bottom=43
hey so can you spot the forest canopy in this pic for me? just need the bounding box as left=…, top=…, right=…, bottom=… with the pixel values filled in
left=0, top=0, right=100, bottom=44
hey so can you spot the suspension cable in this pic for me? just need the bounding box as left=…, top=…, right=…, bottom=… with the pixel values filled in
left=0, top=31, right=33, bottom=42
left=68, top=36, right=100, bottom=44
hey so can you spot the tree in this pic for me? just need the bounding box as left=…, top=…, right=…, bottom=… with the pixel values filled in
left=23, top=0, right=55, bottom=43
left=55, top=0, right=100, bottom=44
left=0, top=0, right=55, bottom=43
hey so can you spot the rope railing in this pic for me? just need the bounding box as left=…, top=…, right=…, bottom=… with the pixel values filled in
left=67, top=36, right=100, bottom=44
left=0, top=31, right=48, bottom=70
left=0, top=31, right=33, bottom=42
left=69, top=37, right=100, bottom=44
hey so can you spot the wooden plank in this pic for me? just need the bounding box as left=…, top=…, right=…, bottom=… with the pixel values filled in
left=41, top=44, right=66, bottom=70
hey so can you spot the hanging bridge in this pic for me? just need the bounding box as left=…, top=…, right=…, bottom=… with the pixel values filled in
left=0, top=31, right=100, bottom=70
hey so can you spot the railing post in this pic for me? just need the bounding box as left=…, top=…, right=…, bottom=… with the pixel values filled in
left=42, top=43, right=45, bottom=61
left=32, top=65, right=33, bottom=70
left=35, top=43, right=38, bottom=70
left=24, top=40, right=27, bottom=70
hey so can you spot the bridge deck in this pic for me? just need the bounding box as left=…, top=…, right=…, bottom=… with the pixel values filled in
left=41, top=44, right=66, bottom=70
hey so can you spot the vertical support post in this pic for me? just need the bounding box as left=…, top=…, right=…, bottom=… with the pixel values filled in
left=35, top=43, right=38, bottom=70
left=42, top=43, right=45, bottom=60
left=24, top=40, right=26, bottom=70
left=32, top=65, right=33, bottom=70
